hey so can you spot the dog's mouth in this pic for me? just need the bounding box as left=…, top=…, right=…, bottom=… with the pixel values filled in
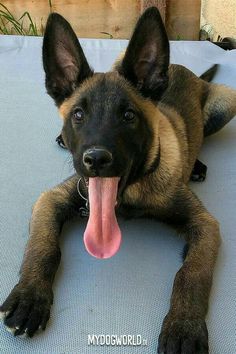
left=83, top=176, right=128, bottom=259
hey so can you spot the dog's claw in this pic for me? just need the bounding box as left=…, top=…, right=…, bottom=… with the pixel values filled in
left=0, top=310, right=9, bottom=320
left=6, top=326, right=16, bottom=335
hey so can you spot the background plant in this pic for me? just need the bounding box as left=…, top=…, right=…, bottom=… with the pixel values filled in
left=0, top=1, right=52, bottom=35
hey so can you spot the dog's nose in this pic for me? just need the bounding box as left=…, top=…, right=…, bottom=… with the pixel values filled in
left=83, top=148, right=113, bottom=171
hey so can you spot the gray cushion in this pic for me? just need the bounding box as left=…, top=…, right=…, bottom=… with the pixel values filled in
left=0, top=36, right=235, bottom=354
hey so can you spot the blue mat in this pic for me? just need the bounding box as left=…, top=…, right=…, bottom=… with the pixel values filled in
left=0, top=36, right=236, bottom=353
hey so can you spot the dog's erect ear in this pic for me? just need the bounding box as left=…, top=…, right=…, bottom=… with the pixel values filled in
left=43, top=13, right=93, bottom=106
left=118, top=7, right=169, bottom=101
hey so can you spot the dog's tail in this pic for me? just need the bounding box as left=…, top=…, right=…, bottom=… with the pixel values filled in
left=200, top=64, right=218, bottom=82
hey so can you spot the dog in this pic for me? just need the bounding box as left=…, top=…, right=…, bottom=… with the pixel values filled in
left=1, top=7, right=236, bottom=353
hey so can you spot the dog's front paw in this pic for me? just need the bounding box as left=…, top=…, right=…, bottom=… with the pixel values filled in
left=0, top=281, right=53, bottom=337
left=158, top=315, right=208, bottom=354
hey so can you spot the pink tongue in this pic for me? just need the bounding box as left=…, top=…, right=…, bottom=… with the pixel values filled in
left=83, top=177, right=122, bottom=259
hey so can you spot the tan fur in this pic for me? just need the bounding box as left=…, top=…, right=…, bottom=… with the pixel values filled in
left=125, top=93, right=161, bottom=173
left=123, top=113, right=182, bottom=209
left=111, top=50, right=126, bottom=71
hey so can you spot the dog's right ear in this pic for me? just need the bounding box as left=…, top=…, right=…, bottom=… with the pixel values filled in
left=43, top=13, right=93, bottom=106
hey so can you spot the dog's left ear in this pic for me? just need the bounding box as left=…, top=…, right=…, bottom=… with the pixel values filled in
left=119, top=7, right=169, bottom=100
left=43, top=13, right=93, bottom=106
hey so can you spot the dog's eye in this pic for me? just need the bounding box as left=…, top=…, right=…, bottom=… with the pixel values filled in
left=73, top=108, right=84, bottom=123
left=123, top=109, right=136, bottom=122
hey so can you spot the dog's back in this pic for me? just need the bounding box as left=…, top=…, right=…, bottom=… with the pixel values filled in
left=161, top=63, right=236, bottom=138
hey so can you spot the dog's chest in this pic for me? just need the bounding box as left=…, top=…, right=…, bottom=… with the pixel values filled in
left=121, top=177, right=168, bottom=213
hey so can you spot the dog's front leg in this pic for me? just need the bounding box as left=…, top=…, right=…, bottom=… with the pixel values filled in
left=0, top=175, right=82, bottom=337
left=157, top=186, right=221, bottom=354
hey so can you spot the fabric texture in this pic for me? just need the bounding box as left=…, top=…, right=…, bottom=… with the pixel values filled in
left=0, top=36, right=235, bottom=353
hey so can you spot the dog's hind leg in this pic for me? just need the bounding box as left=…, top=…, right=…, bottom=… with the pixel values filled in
left=0, top=175, right=83, bottom=337
left=203, top=83, right=236, bottom=136
left=190, top=159, right=207, bottom=182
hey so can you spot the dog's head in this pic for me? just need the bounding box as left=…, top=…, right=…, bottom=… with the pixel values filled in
left=43, top=7, right=169, bottom=258
left=43, top=7, right=169, bottom=182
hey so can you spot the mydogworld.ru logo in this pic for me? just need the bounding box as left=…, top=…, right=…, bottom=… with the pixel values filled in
left=88, top=334, right=147, bottom=346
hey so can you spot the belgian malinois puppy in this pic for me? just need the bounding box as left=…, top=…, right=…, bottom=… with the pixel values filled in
left=1, top=7, right=236, bottom=353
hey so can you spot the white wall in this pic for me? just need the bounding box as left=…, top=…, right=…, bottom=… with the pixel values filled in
left=201, top=0, right=236, bottom=41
